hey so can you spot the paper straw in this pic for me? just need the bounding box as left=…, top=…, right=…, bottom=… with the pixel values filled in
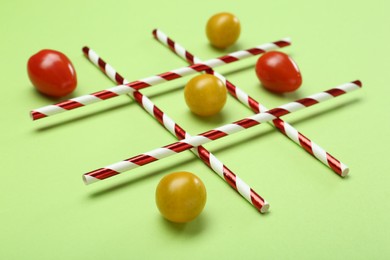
left=30, top=38, right=291, bottom=121
left=153, top=29, right=350, bottom=176
left=83, top=81, right=361, bottom=185
left=83, top=47, right=269, bottom=213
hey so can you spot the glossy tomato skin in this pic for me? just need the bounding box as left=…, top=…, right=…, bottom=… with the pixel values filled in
left=156, top=171, right=207, bottom=223
left=27, top=49, right=77, bottom=97
left=255, top=51, right=302, bottom=93
left=206, top=12, right=241, bottom=49
left=184, top=74, right=227, bottom=116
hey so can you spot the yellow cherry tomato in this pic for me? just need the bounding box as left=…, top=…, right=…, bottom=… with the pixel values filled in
left=155, top=171, right=207, bottom=223
left=184, top=74, right=227, bottom=116
left=206, top=12, right=241, bottom=49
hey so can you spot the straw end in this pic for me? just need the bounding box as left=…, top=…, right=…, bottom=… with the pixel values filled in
left=82, top=46, right=90, bottom=55
left=352, top=80, right=362, bottom=88
left=283, top=37, right=292, bottom=44
left=152, top=29, right=158, bottom=37
left=260, top=201, right=270, bottom=213
left=30, top=110, right=46, bottom=121
left=274, top=37, right=292, bottom=48
left=83, top=175, right=100, bottom=185
left=341, top=167, right=349, bottom=177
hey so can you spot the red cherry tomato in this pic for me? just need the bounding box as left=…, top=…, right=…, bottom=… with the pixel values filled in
left=27, top=49, right=77, bottom=97
left=255, top=51, right=302, bottom=93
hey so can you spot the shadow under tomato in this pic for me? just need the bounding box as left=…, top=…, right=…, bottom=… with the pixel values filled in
left=255, top=83, right=305, bottom=99
left=159, top=213, right=208, bottom=236
left=29, top=85, right=81, bottom=102
left=205, top=42, right=245, bottom=54
left=185, top=109, right=227, bottom=128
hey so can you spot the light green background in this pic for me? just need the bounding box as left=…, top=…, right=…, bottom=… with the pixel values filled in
left=1, top=0, right=389, bottom=259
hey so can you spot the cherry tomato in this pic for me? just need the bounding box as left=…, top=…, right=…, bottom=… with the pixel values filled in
left=155, top=171, right=207, bottom=223
left=255, top=51, right=302, bottom=93
left=184, top=74, right=227, bottom=116
left=27, top=49, right=77, bottom=97
left=206, top=12, right=241, bottom=49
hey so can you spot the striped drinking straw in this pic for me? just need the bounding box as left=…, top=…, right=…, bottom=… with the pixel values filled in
left=83, top=80, right=361, bottom=184
left=31, top=38, right=290, bottom=120
left=82, top=47, right=269, bottom=213
left=152, top=29, right=350, bottom=176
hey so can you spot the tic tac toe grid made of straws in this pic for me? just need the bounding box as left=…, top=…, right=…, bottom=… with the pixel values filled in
left=31, top=29, right=362, bottom=213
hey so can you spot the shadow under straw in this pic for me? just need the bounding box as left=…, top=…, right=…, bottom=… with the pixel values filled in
left=34, top=101, right=136, bottom=132
left=34, top=83, right=191, bottom=132
left=218, top=63, right=256, bottom=77
left=284, top=98, right=362, bottom=126
left=210, top=97, right=362, bottom=155
left=142, top=83, right=185, bottom=99
left=88, top=155, right=199, bottom=199
left=86, top=97, right=359, bottom=200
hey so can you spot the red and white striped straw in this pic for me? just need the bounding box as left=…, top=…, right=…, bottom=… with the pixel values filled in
left=83, top=81, right=361, bottom=185
left=30, top=38, right=291, bottom=121
left=153, top=29, right=350, bottom=177
left=83, top=47, right=269, bottom=213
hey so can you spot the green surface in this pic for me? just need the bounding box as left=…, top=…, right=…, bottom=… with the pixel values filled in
left=1, top=0, right=389, bottom=259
